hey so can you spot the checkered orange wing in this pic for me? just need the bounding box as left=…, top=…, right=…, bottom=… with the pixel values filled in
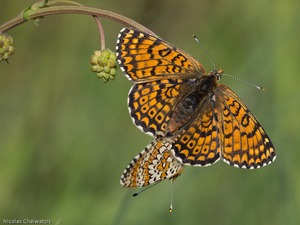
left=170, top=94, right=222, bottom=166
left=128, top=78, right=198, bottom=137
left=120, top=140, right=184, bottom=187
left=116, top=28, right=205, bottom=82
left=215, top=85, right=276, bottom=169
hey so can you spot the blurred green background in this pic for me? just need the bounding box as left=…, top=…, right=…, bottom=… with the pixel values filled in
left=0, top=0, right=298, bottom=224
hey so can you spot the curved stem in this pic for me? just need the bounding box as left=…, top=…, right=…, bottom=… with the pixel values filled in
left=93, top=16, right=105, bottom=50
left=0, top=1, right=156, bottom=36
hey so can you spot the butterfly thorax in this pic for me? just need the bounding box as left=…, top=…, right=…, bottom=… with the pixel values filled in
left=168, top=69, right=223, bottom=135
left=198, top=70, right=220, bottom=93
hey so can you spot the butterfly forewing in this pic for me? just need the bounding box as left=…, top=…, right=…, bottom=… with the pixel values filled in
left=116, top=28, right=205, bottom=82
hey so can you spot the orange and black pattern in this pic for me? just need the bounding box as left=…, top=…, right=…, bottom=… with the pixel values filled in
left=116, top=28, right=205, bottom=82
left=116, top=28, right=276, bottom=187
left=120, top=140, right=183, bottom=187
left=127, top=78, right=202, bottom=137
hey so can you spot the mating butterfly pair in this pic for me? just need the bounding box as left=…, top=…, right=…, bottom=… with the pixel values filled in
left=116, top=27, right=276, bottom=188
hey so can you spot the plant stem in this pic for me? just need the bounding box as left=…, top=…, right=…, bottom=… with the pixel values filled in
left=0, top=1, right=156, bottom=36
left=93, top=16, right=105, bottom=50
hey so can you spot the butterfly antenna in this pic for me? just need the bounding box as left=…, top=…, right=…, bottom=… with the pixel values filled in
left=193, top=34, right=216, bottom=70
left=132, top=181, right=161, bottom=197
left=169, top=179, right=174, bottom=213
left=222, top=73, right=265, bottom=91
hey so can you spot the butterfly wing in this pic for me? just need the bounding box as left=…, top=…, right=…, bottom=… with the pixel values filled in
left=120, top=140, right=184, bottom=187
left=128, top=78, right=202, bottom=137
left=170, top=93, right=222, bottom=166
left=116, top=27, right=205, bottom=82
left=215, top=85, right=276, bottom=169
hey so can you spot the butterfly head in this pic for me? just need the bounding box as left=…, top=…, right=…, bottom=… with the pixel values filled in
left=210, top=68, right=224, bottom=81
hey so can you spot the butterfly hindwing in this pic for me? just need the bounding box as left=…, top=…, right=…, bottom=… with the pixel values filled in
left=170, top=93, right=222, bottom=166
left=216, top=85, right=276, bottom=169
left=120, top=140, right=184, bottom=187
left=128, top=78, right=203, bottom=137
left=128, top=79, right=182, bottom=136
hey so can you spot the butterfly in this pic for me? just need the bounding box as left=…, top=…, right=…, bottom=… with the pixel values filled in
left=116, top=27, right=276, bottom=187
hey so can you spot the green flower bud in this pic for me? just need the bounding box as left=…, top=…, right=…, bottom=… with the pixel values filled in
left=90, top=55, right=99, bottom=65
left=0, top=33, right=14, bottom=62
left=90, top=49, right=119, bottom=82
left=97, top=71, right=110, bottom=82
left=110, top=68, right=117, bottom=76
left=103, top=66, right=110, bottom=73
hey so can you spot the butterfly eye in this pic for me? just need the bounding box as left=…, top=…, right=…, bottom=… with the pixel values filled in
left=216, top=69, right=224, bottom=80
